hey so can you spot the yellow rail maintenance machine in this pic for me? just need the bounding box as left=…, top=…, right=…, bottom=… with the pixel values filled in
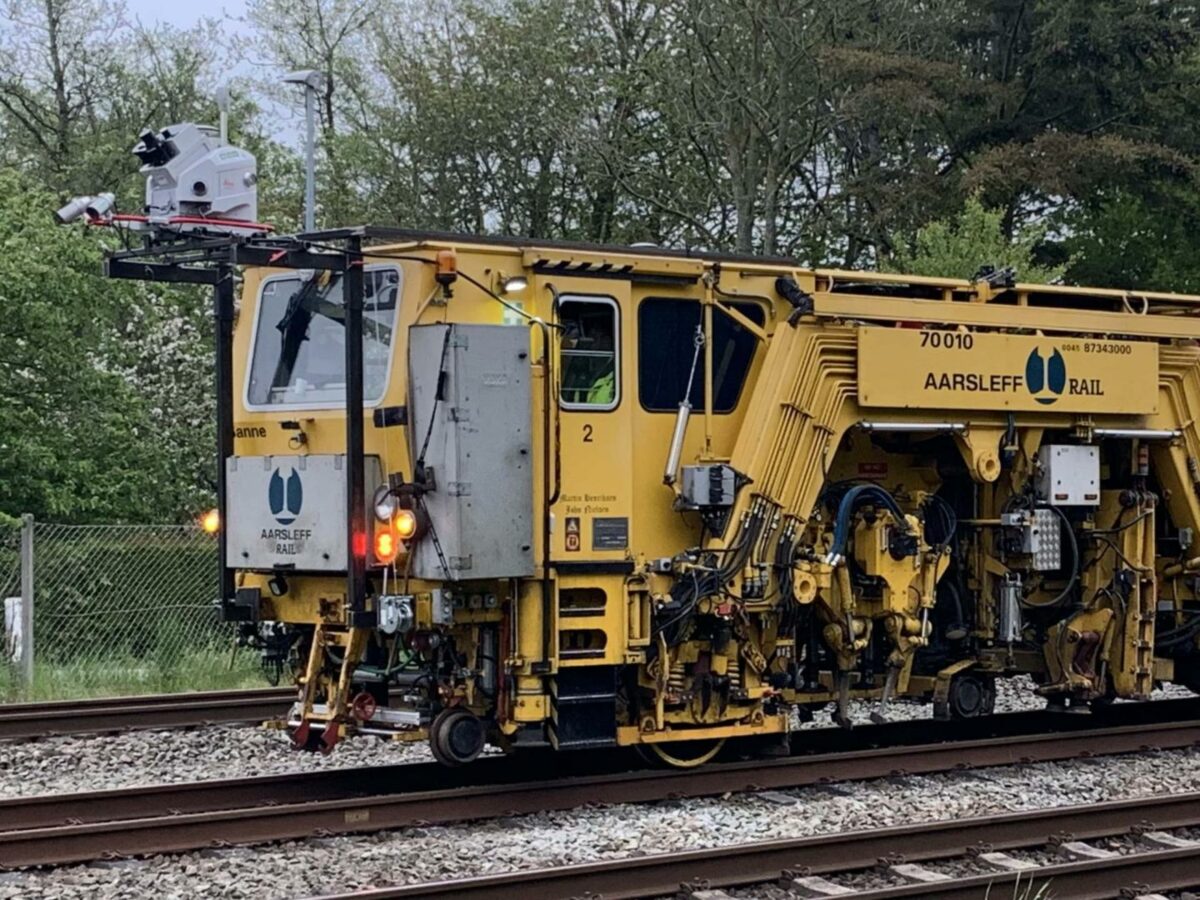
left=87, top=123, right=1200, bottom=766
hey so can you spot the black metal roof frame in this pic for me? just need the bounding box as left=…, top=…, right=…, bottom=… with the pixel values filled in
left=104, top=228, right=374, bottom=628
left=300, top=225, right=802, bottom=268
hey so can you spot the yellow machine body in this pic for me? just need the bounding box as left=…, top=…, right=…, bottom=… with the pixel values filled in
left=225, top=233, right=1200, bottom=762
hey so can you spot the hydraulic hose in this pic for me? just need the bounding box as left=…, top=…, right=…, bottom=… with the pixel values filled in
left=826, top=485, right=908, bottom=563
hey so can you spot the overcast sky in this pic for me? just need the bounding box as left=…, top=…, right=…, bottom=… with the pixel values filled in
left=123, top=0, right=246, bottom=29
left=119, top=0, right=305, bottom=144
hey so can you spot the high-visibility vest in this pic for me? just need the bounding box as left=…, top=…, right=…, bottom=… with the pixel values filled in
left=586, top=371, right=615, bottom=404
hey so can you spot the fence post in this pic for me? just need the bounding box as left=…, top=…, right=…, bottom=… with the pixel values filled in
left=19, top=514, right=33, bottom=690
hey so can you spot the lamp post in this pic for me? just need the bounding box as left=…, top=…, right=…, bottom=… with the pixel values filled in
left=282, top=69, right=326, bottom=233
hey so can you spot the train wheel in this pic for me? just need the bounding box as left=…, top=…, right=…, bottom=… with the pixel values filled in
left=948, top=673, right=996, bottom=719
left=429, top=707, right=486, bottom=767
left=638, top=739, right=725, bottom=769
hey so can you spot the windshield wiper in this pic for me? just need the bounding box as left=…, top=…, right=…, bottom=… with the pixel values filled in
left=271, top=275, right=340, bottom=391
left=269, top=274, right=394, bottom=394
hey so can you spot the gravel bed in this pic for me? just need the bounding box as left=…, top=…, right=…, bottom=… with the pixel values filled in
left=4, top=738, right=1200, bottom=898
left=0, top=675, right=1057, bottom=799
left=792, top=674, right=1193, bottom=730
left=922, top=854, right=996, bottom=878
left=0, top=726, right=432, bottom=798
left=795, top=673, right=1045, bottom=729
left=821, top=867, right=908, bottom=891
left=0, top=676, right=1191, bottom=797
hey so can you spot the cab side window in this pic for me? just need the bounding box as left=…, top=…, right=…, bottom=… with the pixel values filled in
left=559, top=296, right=620, bottom=410
left=638, top=298, right=765, bottom=413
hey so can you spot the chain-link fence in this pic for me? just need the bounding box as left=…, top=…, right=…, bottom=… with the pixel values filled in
left=0, top=520, right=21, bottom=698
left=1, top=518, right=262, bottom=701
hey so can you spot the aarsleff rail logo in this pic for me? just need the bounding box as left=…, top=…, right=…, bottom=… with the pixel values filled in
left=860, top=329, right=1149, bottom=414
left=918, top=341, right=1105, bottom=403
left=1025, top=348, right=1067, bottom=406
left=268, top=467, right=303, bottom=525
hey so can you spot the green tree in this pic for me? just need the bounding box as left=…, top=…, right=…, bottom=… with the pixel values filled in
left=0, top=0, right=296, bottom=522
left=0, top=170, right=211, bottom=521
left=1062, top=189, right=1200, bottom=293
left=884, top=195, right=1065, bottom=283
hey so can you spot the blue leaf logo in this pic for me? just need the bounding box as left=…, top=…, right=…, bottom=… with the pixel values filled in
left=1026, top=347, right=1066, bottom=405
left=1026, top=348, right=1044, bottom=394
left=268, top=467, right=303, bottom=524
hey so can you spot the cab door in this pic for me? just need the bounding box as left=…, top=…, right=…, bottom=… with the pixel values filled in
left=544, top=278, right=634, bottom=667
left=551, top=280, right=634, bottom=563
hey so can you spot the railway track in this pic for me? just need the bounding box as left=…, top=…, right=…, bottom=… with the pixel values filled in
left=0, top=687, right=296, bottom=741
left=3, top=699, right=1200, bottom=870
left=318, top=791, right=1200, bottom=900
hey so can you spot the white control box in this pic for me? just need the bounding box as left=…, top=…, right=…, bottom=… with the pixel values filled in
left=1036, top=445, right=1100, bottom=506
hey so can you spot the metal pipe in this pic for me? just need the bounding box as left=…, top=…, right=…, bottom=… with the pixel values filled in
left=856, top=421, right=967, bottom=433
left=1094, top=428, right=1181, bottom=440
left=303, top=87, right=316, bottom=232
left=663, top=401, right=692, bottom=485
left=480, top=626, right=498, bottom=698
left=214, top=266, right=236, bottom=606
left=19, top=514, right=33, bottom=689
left=283, top=70, right=323, bottom=232
left=216, top=84, right=230, bottom=144
left=703, top=298, right=714, bottom=455
left=529, top=313, right=556, bottom=676
left=344, top=237, right=368, bottom=624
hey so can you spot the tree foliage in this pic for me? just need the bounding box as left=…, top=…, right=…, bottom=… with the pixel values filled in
left=885, top=195, right=1066, bottom=284
left=0, top=171, right=213, bottom=519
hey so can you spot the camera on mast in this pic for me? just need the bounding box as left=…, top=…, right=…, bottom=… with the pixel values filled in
left=135, top=122, right=259, bottom=226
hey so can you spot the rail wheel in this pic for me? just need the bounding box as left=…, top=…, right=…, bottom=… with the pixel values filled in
left=637, top=738, right=725, bottom=769
left=947, top=673, right=996, bottom=719
left=429, top=707, right=486, bottom=767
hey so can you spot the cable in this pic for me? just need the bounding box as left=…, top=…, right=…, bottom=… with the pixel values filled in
left=283, top=239, right=562, bottom=329
left=1048, top=505, right=1079, bottom=604
left=924, top=493, right=957, bottom=553
left=1090, top=535, right=1151, bottom=573
left=827, top=485, right=908, bottom=562
left=1091, top=508, right=1153, bottom=535
left=415, top=326, right=453, bottom=468
left=458, top=269, right=563, bottom=328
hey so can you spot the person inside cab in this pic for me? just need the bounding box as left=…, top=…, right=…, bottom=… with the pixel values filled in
left=559, top=298, right=617, bottom=407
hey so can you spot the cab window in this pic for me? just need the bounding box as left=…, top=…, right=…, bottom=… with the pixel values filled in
left=559, top=296, right=619, bottom=411
left=246, top=267, right=400, bottom=408
left=638, top=298, right=765, bottom=413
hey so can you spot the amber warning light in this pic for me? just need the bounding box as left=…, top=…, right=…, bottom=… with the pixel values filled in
left=375, top=530, right=398, bottom=564
left=395, top=509, right=418, bottom=540
left=200, top=509, right=220, bottom=534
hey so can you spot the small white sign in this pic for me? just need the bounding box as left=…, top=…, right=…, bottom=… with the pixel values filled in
left=4, top=596, right=21, bottom=664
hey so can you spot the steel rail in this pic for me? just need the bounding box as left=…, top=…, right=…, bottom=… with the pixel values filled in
left=2, top=712, right=1199, bottom=869
left=0, top=688, right=296, bottom=741
left=840, top=849, right=1200, bottom=899
left=318, top=792, right=1200, bottom=900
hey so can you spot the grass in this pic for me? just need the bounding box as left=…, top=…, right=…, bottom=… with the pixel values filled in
left=0, top=647, right=266, bottom=702
left=985, top=876, right=1055, bottom=900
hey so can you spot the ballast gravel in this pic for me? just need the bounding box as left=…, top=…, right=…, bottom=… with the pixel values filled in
left=0, top=725, right=433, bottom=799
left=2, top=713, right=1200, bottom=896
left=7, top=674, right=1158, bottom=798
left=4, top=743, right=1200, bottom=899
left=0, top=679, right=1195, bottom=898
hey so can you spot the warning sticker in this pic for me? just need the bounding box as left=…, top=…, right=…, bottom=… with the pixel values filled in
left=592, top=517, right=629, bottom=551
left=565, top=516, right=581, bottom=552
